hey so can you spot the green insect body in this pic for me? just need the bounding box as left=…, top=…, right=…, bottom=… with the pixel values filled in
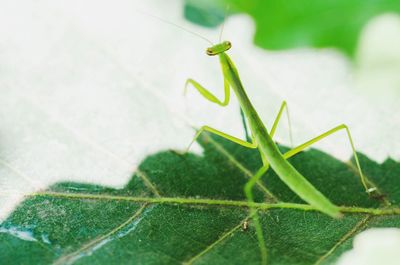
left=219, top=51, right=340, bottom=217
left=185, top=41, right=376, bottom=264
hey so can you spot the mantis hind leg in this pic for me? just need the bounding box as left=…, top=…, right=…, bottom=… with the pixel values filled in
left=244, top=164, right=270, bottom=265
left=282, top=124, right=377, bottom=194
left=240, top=101, right=296, bottom=264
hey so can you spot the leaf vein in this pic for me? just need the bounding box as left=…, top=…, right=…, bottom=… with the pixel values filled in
left=313, top=215, right=371, bottom=265
left=53, top=204, right=148, bottom=265
left=183, top=217, right=248, bottom=264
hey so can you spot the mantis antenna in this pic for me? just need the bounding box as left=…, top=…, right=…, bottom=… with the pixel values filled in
left=137, top=10, right=214, bottom=45
left=218, top=5, right=230, bottom=42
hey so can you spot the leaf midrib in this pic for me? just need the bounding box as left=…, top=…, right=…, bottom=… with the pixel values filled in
left=29, top=191, right=400, bottom=216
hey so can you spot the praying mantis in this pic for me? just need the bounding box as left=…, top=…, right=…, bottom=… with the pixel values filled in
left=183, top=40, right=377, bottom=264
left=141, top=10, right=378, bottom=264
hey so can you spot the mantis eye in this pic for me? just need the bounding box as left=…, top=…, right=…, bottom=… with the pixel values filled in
left=206, top=49, right=213, bottom=55
left=224, top=41, right=232, bottom=49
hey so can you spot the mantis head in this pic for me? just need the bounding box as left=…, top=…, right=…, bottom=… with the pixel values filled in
left=206, top=41, right=232, bottom=56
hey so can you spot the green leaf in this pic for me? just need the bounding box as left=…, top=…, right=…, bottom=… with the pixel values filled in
left=184, top=0, right=226, bottom=28
left=184, top=0, right=400, bottom=57
left=1, top=134, right=399, bottom=265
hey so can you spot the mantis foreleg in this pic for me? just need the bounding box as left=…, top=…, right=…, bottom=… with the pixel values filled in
left=185, top=76, right=257, bottom=152
left=185, top=78, right=230, bottom=106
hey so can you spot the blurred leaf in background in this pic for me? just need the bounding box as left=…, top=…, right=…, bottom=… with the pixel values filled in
left=185, top=0, right=400, bottom=57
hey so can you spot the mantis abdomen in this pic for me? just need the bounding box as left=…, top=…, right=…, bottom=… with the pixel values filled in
left=220, top=52, right=341, bottom=218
